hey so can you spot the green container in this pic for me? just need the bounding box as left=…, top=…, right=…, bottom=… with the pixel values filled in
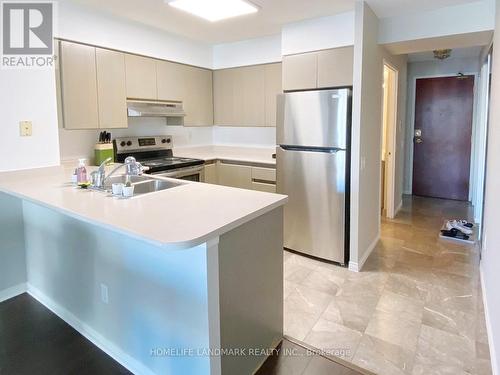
left=94, top=143, right=114, bottom=166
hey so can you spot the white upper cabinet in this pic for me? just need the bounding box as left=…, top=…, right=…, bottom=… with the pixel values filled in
left=96, top=48, right=128, bottom=129
left=125, top=54, right=157, bottom=100
left=283, top=47, right=354, bottom=91
left=282, top=52, right=317, bottom=91
left=59, top=41, right=99, bottom=129
left=157, top=60, right=213, bottom=126
left=214, top=63, right=282, bottom=127
left=265, top=63, right=283, bottom=127
left=317, top=47, right=354, bottom=88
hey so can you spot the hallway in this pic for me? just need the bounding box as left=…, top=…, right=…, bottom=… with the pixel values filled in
left=284, top=195, right=492, bottom=375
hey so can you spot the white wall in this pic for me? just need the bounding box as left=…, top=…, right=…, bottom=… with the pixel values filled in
left=58, top=1, right=212, bottom=68
left=0, top=68, right=60, bottom=172
left=481, top=1, right=500, bottom=373
left=281, top=12, right=355, bottom=55
left=381, top=50, right=408, bottom=214
left=213, top=127, right=275, bottom=147
left=403, top=57, right=480, bottom=194
left=379, top=0, right=495, bottom=45
left=59, top=119, right=214, bottom=163
left=350, top=1, right=383, bottom=271
left=0, top=193, right=26, bottom=298
left=212, top=35, right=281, bottom=69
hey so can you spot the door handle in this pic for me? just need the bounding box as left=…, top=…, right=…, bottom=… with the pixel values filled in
left=415, top=138, right=423, bottom=144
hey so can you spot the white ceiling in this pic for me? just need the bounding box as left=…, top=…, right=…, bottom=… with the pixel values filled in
left=65, top=0, right=482, bottom=44
left=407, top=46, right=483, bottom=62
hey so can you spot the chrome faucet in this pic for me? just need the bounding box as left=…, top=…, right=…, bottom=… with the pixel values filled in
left=91, top=156, right=144, bottom=189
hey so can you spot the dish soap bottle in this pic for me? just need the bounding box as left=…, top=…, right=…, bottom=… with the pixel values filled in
left=76, top=158, right=87, bottom=183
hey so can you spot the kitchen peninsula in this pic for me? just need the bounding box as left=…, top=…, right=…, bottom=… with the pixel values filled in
left=0, top=164, right=287, bottom=375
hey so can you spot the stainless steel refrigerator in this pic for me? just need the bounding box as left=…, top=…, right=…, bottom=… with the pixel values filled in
left=276, top=89, right=351, bottom=264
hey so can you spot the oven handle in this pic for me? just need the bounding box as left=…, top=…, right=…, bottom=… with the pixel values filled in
left=150, top=165, right=204, bottom=178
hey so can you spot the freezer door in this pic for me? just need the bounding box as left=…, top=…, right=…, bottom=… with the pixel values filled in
left=277, top=147, right=346, bottom=263
left=277, top=89, right=350, bottom=149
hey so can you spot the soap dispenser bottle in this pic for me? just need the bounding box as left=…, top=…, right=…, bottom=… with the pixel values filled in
left=76, top=158, right=87, bottom=183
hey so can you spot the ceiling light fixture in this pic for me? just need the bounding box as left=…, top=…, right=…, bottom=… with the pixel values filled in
left=167, top=0, right=258, bottom=22
left=433, top=49, right=452, bottom=60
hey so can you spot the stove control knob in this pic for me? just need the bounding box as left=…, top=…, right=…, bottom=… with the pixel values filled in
left=126, top=141, right=132, bottom=146
left=166, top=138, right=171, bottom=143
left=162, top=138, right=168, bottom=144
left=120, top=141, right=126, bottom=147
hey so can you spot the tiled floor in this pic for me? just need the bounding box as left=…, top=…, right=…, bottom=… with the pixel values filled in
left=256, top=338, right=370, bottom=375
left=284, top=195, right=492, bottom=375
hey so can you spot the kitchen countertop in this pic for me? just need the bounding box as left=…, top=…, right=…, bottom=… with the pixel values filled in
left=0, top=164, right=287, bottom=249
left=174, top=145, right=276, bottom=166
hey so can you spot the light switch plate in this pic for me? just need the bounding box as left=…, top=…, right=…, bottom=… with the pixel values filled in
left=19, top=121, right=32, bottom=136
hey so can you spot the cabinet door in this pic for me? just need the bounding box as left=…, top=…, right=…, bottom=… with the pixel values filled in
left=217, top=162, right=252, bottom=189
left=204, top=163, right=218, bottom=184
left=156, top=60, right=186, bottom=102
left=237, top=65, right=266, bottom=126
left=251, top=181, right=276, bottom=193
left=264, top=63, right=282, bottom=127
left=317, top=46, right=354, bottom=88
left=184, top=67, right=214, bottom=126
left=282, top=52, right=318, bottom=91
left=59, top=41, right=99, bottom=129
left=213, top=69, right=236, bottom=125
left=96, top=48, right=127, bottom=129
left=125, top=54, right=157, bottom=100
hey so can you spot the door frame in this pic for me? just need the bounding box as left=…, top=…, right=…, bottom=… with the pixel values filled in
left=382, top=60, right=399, bottom=219
left=407, top=72, right=478, bottom=199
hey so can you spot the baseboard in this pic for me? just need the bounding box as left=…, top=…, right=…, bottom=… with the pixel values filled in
left=0, top=282, right=27, bottom=303
left=348, top=235, right=380, bottom=272
left=27, top=284, right=156, bottom=375
left=480, top=264, right=498, bottom=375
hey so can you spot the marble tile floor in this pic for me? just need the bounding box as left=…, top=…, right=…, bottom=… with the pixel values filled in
left=284, top=195, right=492, bottom=375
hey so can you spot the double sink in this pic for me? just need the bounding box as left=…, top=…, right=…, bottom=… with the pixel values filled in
left=103, top=175, right=184, bottom=197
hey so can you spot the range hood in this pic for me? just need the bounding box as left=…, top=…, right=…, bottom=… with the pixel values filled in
left=127, top=100, right=186, bottom=118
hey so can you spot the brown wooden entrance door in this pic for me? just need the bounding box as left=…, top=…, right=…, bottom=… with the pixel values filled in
left=412, top=76, right=474, bottom=200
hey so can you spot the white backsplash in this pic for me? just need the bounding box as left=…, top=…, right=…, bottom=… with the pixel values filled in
left=59, top=117, right=276, bottom=164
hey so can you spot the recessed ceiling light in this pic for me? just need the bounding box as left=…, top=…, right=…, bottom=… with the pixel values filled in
left=167, top=0, right=258, bottom=22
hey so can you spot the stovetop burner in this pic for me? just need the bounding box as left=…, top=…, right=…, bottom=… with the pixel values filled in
left=139, top=156, right=205, bottom=173
left=113, top=135, right=205, bottom=174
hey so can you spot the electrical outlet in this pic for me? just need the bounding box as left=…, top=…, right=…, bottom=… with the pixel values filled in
left=100, top=283, right=109, bottom=304
left=19, top=121, right=32, bottom=137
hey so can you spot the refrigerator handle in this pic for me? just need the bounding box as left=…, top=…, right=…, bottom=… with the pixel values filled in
left=280, top=145, right=345, bottom=153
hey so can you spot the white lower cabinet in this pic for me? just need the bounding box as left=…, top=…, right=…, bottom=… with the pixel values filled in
left=205, top=162, right=276, bottom=193
left=217, top=162, right=253, bottom=189
left=251, top=181, right=276, bottom=193
left=204, top=163, right=218, bottom=184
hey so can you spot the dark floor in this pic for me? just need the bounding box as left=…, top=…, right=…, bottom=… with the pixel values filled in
left=256, top=338, right=368, bottom=375
left=0, top=293, right=367, bottom=375
left=0, top=293, right=130, bottom=375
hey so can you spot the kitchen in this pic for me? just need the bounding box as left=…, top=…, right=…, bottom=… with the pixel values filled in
left=1, top=1, right=498, bottom=375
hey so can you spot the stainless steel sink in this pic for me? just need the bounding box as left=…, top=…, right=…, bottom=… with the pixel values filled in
left=104, top=175, right=152, bottom=189
left=132, top=179, right=184, bottom=195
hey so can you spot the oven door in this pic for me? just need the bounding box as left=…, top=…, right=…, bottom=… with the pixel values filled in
left=150, top=165, right=205, bottom=182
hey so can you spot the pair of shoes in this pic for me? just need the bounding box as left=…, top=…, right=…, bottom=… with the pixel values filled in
left=445, top=220, right=473, bottom=235
left=456, top=220, right=474, bottom=228
left=441, top=228, right=470, bottom=241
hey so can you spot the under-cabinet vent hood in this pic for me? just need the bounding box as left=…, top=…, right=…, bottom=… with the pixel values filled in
left=127, top=100, right=186, bottom=118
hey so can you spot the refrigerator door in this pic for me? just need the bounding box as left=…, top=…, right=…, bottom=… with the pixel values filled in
left=277, top=147, right=346, bottom=263
left=277, top=89, right=350, bottom=149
